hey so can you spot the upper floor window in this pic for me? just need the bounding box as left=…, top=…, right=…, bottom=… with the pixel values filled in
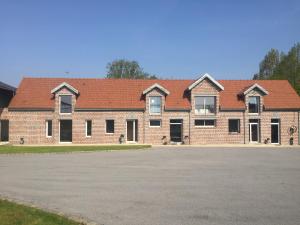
left=248, top=96, right=260, bottom=114
left=60, top=95, right=72, bottom=114
left=195, top=96, right=216, bottom=115
left=149, top=96, right=161, bottom=114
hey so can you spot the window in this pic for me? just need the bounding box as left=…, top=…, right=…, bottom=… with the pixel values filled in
left=60, top=95, right=72, bottom=114
left=195, top=96, right=216, bottom=115
left=106, top=120, right=114, bottom=133
left=149, top=120, right=161, bottom=127
left=228, top=119, right=240, bottom=133
left=46, top=120, right=52, bottom=137
left=86, top=120, right=92, bottom=137
left=194, top=119, right=216, bottom=127
left=248, top=96, right=260, bottom=113
left=149, top=96, right=161, bottom=114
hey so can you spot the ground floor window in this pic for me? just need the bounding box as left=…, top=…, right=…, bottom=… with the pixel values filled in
left=228, top=119, right=240, bottom=133
left=46, top=120, right=52, bottom=137
left=86, top=120, right=92, bottom=137
left=149, top=120, right=161, bottom=127
left=106, top=120, right=114, bottom=134
left=194, top=119, right=216, bottom=127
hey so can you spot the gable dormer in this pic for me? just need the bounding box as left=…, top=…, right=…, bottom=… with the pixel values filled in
left=51, top=82, right=79, bottom=114
left=242, top=83, right=268, bottom=114
left=188, top=73, right=224, bottom=116
left=143, top=83, right=169, bottom=115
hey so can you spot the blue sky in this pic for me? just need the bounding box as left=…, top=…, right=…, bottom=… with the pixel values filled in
left=0, top=0, right=299, bottom=86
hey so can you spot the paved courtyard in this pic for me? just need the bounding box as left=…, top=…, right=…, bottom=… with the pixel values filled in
left=0, top=146, right=300, bottom=225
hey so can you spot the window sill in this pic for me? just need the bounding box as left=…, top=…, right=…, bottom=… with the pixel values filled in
left=228, top=132, right=240, bottom=135
left=105, top=133, right=114, bottom=135
left=149, top=113, right=161, bottom=116
left=149, top=126, right=161, bottom=128
left=85, top=136, right=92, bottom=138
left=46, top=136, right=53, bottom=138
left=195, top=126, right=215, bottom=128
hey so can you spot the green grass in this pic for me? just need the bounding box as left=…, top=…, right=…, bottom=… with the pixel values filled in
left=0, top=144, right=151, bottom=154
left=0, top=199, right=85, bottom=225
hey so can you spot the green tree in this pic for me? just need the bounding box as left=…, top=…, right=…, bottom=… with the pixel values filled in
left=106, top=59, right=157, bottom=79
left=253, top=43, right=300, bottom=95
left=253, top=48, right=280, bottom=80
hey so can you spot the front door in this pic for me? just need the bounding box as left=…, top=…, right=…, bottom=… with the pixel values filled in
left=0, top=120, right=9, bottom=142
left=271, top=119, right=280, bottom=144
left=126, top=120, right=138, bottom=142
left=60, top=120, right=72, bottom=142
left=249, top=123, right=259, bottom=143
left=170, top=119, right=182, bottom=142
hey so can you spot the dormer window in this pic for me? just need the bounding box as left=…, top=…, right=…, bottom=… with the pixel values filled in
left=248, top=96, right=260, bottom=114
left=60, top=95, right=72, bottom=114
left=195, top=96, right=216, bottom=115
left=149, top=96, right=161, bottom=114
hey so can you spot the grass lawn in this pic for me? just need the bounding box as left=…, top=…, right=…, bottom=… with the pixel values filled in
left=0, top=199, right=85, bottom=225
left=0, top=144, right=151, bottom=154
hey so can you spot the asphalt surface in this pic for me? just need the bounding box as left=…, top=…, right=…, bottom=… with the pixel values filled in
left=0, top=146, right=300, bottom=225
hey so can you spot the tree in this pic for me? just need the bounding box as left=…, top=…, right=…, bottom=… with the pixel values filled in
left=106, top=59, right=157, bottom=79
left=253, top=43, right=300, bottom=95
left=253, top=49, right=280, bottom=80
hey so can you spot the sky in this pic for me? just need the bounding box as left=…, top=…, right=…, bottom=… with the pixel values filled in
left=0, top=0, right=299, bottom=86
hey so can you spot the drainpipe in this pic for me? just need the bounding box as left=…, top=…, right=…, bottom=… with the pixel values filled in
left=243, top=110, right=246, bottom=144
left=143, top=110, right=145, bottom=144
left=188, top=110, right=191, bottom=145
left=298, top=111, right=300, bottom=145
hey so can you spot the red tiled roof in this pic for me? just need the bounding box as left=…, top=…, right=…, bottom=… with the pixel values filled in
left=8, top=77, right=300, bottom=110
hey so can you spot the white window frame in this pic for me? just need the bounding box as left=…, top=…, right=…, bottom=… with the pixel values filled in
left=149, top=119, right=161, bottom=127
left=85, top=120, right=92, bottom=137
left=194, top=95, right=216, bottom=115
left=149, top=96, right=162, bottom=115
left=105, top=120, right=115, bottom=134
left=248, top=96, right=260, bottom=115
left=59, top=94, right=72, bottom=115
left=194, top=119, right=216, bottom=128
left=228, top=119, right=240, bottom=133
left=45, top=120, right=52, bottom=138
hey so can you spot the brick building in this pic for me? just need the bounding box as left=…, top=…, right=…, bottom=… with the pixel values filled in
left=1, top=74, right=299, bottom=145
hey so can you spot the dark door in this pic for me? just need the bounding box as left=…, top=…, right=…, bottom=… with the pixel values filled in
left=250, top=123, right=258, bottom=142
left=0, top=120, right=9, bottom=142
left=170, top=119, right=182, bottom=142
left=271, top=124, right=279, bottom=144
left=60, top=120, right=72, bottom=142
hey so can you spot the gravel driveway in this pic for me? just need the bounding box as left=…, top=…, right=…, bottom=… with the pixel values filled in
left=0, top=146, right=300, bottom=225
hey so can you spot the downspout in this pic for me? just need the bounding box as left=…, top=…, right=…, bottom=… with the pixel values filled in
left=298, top=111, right=300, bottom=145
left=143, top=110, right=145, bottom=144
left=189, top=109, right=191, bottom=145
left=243, top=110, right=246, bottom=144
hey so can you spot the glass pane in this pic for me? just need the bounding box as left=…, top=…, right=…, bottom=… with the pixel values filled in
left=248, top=96, right=259, bottom=113
left=271, top=124, right=279, bottom=143
left=60, top=120, right=72, bottom=142
left=205, top=120, right=215, bottom=126
left=205, top=97, right=215, bottom=114
left=150, top=97, right=161, bottom=114
left=195, top=97, right=205, bottom=114
left=251, top=124, right=258, bottom=142
left=47, top=120, right=52, bottom=136
left=106, top=120, right=114, bottom=133
left=150, top=120, right=161, bottom=126
left=195, top=120, right=205, bottom=126
left=229, top=119, right=239, bottom=132
left=86, top=121, right=92, bottom=136
left=60, top=96, right=72, bottom=113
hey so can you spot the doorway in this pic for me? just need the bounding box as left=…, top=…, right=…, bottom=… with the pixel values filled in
left=0, top=120, right=9, bottom=142
left=126, top=120, right=138, bottom=142
left=249, top=119, right=259, bottom=143
left=271, top=119, right=280, bottom=144
left=60, top=120, right=72, bottom=142
left=170, top=119, right=182, bottom=143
